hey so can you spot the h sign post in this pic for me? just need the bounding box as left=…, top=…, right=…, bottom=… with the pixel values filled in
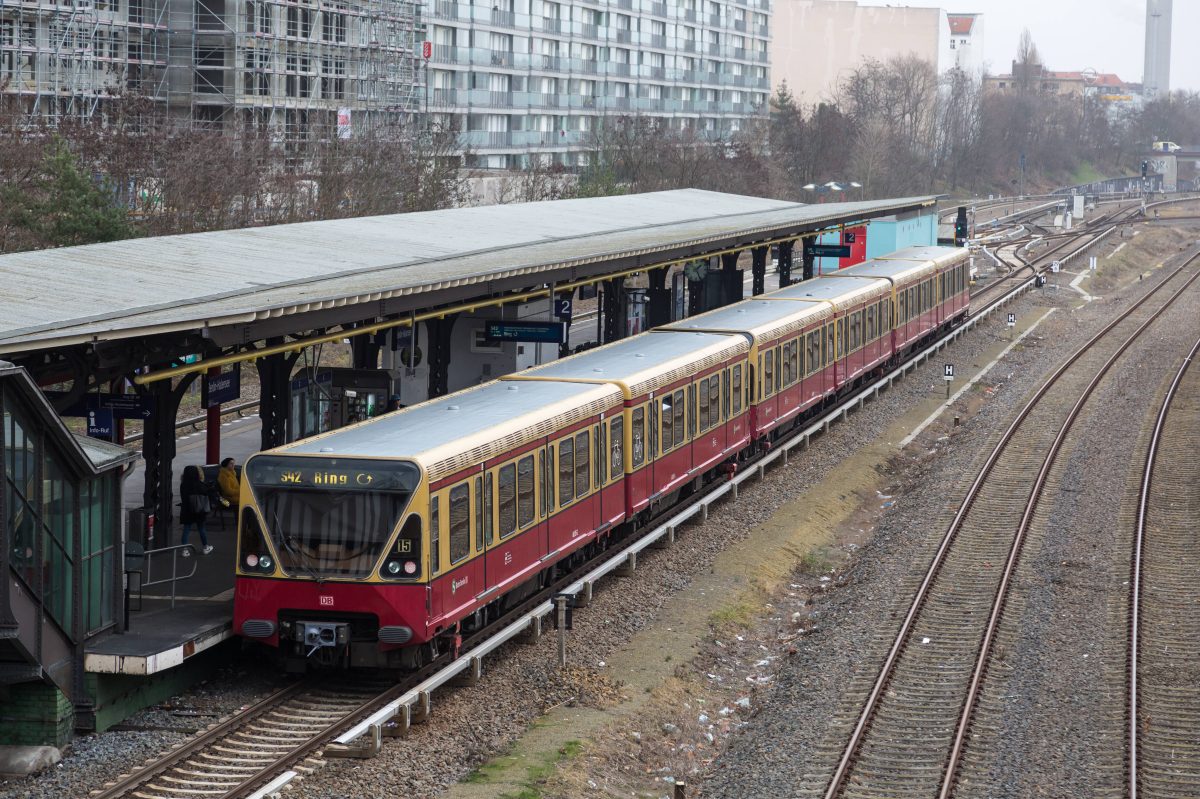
left=944, top=363, right=954, bottom=399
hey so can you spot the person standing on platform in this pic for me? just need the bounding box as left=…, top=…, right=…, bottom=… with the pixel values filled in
left=180, top=465, right=215, bottom=556
left=218, top=457, right=240, bottom=507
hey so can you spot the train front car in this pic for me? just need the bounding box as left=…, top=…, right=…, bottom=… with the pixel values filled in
left=234, top=377, right=626, bottom=672
left=234, top=452, right=428, bottom=670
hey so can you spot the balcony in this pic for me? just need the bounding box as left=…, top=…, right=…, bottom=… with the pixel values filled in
left=579, top=58, right=600, bottom=74
left=608, top=62, right=631, bottom=77
left=432, top=0, right=460, bottom=20
left=604, top=95, right=631, bottom=111
left=650, top=34, right=666, bottom=48
left=462, top=130, right=514, bottom=149
left=682, top=39, right=697, bottom=52
left=534, top=54, right=563, bottom=70
left=489, top=9, right=515, bottom=26
left=707, top=42, right=720, bottom=56
left=651, top=2, right=667, bottom=16
left=709, top=13, right=721, bottom=25
left=614, top=28, right=632, bottom=43
left=757, top=23, right=769, bottom=36
left=649, top=66, right=666, bottom=80
left=540, top=17, right=562, bottom=33
left=683, top=8, right=697, bottom=22
left=430, top=87, right=459, bottom=106
left=733, top=19, right=746, bottom=31
left=580, top=22, right=599, bottom=39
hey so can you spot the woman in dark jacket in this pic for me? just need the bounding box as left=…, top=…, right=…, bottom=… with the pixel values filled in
left=179, top=465, right=215, bottom=556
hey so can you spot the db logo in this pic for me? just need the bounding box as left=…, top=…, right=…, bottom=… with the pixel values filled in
left=319, top=595, right=334, bottom=607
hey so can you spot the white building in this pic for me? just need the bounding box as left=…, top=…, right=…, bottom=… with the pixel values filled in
left=946, top=12, right=984, bottom=75
left=424, top=0, right=772, bottom=169
left=769, top=1, right=982, bottom=101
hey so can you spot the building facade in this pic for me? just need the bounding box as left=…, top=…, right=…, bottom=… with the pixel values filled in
left=1, top=0, right=422, bottom=139
left=946, top=12, right=983, bottom=75
left=424, top=0, right=772, bottom=169
left=984, top=64, right=1133, bottom=101
left=769, top=0, right=951, bottom=102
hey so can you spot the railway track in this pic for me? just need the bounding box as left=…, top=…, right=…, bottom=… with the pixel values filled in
left=809, top=250, right=1200, bottom=799
left=1127, top=333, right=1200, bottom=799
left=89, top=679, right=406, bottom=799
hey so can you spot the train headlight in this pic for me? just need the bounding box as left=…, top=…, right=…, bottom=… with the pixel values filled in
left=386, top=560, right=402, bottom=575
left=259, top=554, right=274, bottom=571
left=245, top=553, right=259, bottom=568
left=403, top=559, right=418, bottom=575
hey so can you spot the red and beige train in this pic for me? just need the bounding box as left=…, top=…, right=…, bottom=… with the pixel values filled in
left=233, top=245, right=970, bottom=669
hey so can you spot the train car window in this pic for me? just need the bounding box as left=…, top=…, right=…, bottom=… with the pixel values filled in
left=474, top=476, right=483, bottom=552
left=732, top=365, right=743, bottom=414
left=649, top=399, right=659, bottom=459
left=540, top=450, right=549, bottom=518
left=762, top=351, right=774, bottom=397
left=660, top=394, right=674, bottom=451
left=449, top=483, right=471, bottom=564
left=430, top=496, right=440, bottom=575
left=687, top=384, right=696, bottom=438
left=672, top=390, right=685, bottom=447
left=866, top=305, right=875, bottom=340
left=708, top=374, right=719, bottom=424
left=574, top=431, right=590, bottom=498
left=596, top=424, right=606, bottom=486
left=699, top=377, right=710, bottom=430
left=611, top=417, right=624, bottom=476
left=517, top=455, right=535, bottom=528
left=631, top=408, right=645, bottom=467
left=484, top=472, right=494, bottom=545
left=558, top=437, right=574, bottom=507
left=775, top=348, right=782, bottom=393
left=723, top=369, right=730, bottom=419
left=824, top=324, right=834, bottom=366
left=781, top=343, right=792, bottom=386
left=498, top=463, right=516, bottom=537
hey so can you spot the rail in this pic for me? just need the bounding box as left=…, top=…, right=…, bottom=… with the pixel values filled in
left=1128, top=332, right=1200, bottom=799
left=821, top=248, right=1200, bottom=798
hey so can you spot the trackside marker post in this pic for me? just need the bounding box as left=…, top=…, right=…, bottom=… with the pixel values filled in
left=944, top=363, right=954, bottom=400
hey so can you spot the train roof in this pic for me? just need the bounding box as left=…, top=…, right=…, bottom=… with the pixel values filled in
left=506, top=330, right=745, bottom=399
left=272, top=378, right=622, bottom=483
left=772, top=275, right=891, bottom=305
left=662, top=298, right=831, bottom=345
left=839, top=246, right=967, bottom=283
left=878, top=246, right=968, bottom=268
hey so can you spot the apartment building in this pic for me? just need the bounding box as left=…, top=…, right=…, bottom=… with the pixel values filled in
left=424, top=0, right=772, bottom=169
left=1, top=0, right=421, bottom=139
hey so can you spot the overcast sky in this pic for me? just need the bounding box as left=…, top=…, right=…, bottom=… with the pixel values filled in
left=862, top=0, right=1198, bottom=91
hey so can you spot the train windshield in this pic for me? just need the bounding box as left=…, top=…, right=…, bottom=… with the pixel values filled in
left=246, top=455, right=420, bottom=578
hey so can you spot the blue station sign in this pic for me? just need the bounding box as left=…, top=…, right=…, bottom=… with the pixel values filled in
left=201, top=365, right=241, bottom=409
left=47, top=391, right=153, bottom=420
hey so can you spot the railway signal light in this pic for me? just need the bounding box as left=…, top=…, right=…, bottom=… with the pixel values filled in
left=1141, top=160, right=1149, bottom=178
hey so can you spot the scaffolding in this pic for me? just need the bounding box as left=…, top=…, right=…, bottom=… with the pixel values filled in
left=187, top=0, right=422, bottom=139
left=0, top=0, right=171, bottom=121
left=1, top=0, right=421, bottom=135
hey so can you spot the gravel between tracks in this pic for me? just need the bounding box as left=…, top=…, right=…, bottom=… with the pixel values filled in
left=703, top=246, right=1200, bottom=798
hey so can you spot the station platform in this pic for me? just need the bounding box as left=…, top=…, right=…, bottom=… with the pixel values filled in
left=85, top=412, right=263, bottom=679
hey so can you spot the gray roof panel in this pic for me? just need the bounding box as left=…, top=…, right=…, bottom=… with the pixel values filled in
left=0, top=190, right=938, bottom=353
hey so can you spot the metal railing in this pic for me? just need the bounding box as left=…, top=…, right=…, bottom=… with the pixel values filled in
left=135, top=543, right=199, bottom=611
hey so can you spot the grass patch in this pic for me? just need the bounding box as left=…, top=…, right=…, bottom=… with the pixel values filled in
left=797, top=548, right=835, bottom=575
left=708, top=593, right=760, bottom=629
left=461, top=738, right=586, bottom=799
left=1070, top=161, right=1105, bottom=185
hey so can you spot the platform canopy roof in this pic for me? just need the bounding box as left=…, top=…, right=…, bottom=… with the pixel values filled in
left=0, top=189, right=938, bottom=355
